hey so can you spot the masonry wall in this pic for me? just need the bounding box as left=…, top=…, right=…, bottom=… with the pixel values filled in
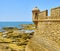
left=51, top=7, right=60, bottom=19
left=38, top=10, right=48, bottom=20
left=25, top=7, right=60, bottom=51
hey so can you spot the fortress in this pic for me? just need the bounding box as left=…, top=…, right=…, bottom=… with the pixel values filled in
left=25, top=7, right=60, bottom=51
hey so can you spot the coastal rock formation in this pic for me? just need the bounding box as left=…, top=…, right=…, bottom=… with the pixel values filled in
left=25, top=7, right=60, bottom=51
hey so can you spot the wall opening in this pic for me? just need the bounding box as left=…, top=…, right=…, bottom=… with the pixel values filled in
left=48, top=10, right=50, bottom=16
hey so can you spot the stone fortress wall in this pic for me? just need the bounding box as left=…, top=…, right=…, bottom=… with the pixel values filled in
left=25, top=7, right=60, bottom=51
left=33, top=7, right=60, bottom=20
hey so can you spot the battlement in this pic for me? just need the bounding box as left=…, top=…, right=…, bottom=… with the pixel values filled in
left=39, top=7, right=60, bottom=19
left=38, top=10, right=48, bottom=19
left=51, top=7, right=60, bottom=19
left=32, top=6, right=60, bottom=22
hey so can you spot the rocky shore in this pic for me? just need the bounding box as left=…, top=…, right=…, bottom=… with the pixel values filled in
left=0, top=24, right=35, bottom=51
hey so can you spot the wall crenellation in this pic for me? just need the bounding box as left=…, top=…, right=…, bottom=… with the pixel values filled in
left=38, top=10, right=48, bottom=20
left=32, top=6, right=60, bottom=22
left=51, top=7, right=60, bottom=18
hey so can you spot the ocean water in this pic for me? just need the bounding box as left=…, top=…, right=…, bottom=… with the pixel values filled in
left=0, top=22, right=33, bottom=31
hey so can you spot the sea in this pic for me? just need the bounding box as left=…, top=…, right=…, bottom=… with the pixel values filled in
left=0, top=22, right=33, bottom=31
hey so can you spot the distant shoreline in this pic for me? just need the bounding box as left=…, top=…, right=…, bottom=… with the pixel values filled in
left=0, top=22, right=34, bottom=32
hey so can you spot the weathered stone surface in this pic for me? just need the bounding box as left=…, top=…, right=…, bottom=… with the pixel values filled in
left=0, top=43, right=11, bottom=51
left=25, top=7, right=60, bottom=51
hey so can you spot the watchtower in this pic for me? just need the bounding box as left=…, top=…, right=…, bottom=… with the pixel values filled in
left=32, top=7, right=40, bottom=28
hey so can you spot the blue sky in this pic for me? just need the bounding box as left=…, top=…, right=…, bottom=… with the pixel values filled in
left=0, top=0, right=60, bottom=22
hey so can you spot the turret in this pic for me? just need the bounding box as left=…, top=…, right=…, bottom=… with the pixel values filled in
left=32, top=7, right=40, bottom=28
left=32, top=7, right=40, bottom=21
